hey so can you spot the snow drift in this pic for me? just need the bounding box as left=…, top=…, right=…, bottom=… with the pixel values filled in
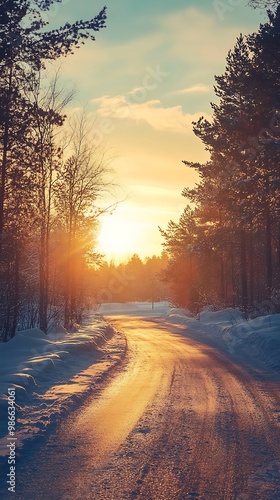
left=166, top=306, right=280, bottom=373
left=0, top=313, right=125, bottom=457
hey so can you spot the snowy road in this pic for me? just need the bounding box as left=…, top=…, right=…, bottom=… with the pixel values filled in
left=14, top=315, right=280, bottom=499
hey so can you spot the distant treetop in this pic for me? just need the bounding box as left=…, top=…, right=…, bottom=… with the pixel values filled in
left=248, top=0, right=280, bottom=9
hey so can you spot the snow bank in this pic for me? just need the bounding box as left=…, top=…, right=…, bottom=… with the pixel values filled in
left=0, top=313, right=125, bottom=456
left=166, top=307, right=280, bottom=373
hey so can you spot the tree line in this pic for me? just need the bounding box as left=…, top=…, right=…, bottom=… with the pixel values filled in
left=161, top=5, right=280, bottom=315
left=93, top=254, right=169, bottom=305
left=0, top=0, right=109, bottom=341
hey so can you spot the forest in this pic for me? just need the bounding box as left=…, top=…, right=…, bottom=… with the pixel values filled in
left=93, top=253, right=169, bottom=305
left=161, top=5, right=280, bottom=314
left=0, top=1, right=280, bottom=342
left=0, top=1, right=109, bottom=341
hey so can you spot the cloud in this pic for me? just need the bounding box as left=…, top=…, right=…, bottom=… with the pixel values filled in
left=92, top=94, right=211, bottom=134
left=158, top=7, right=245, bottom=65
left=174, top=84, right=210, bottom=95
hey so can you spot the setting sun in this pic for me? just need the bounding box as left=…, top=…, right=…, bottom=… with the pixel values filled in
left=97, top=215, right=142, bottom=261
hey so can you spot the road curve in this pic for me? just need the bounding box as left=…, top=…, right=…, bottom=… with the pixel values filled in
left=16, top=315, right=280, bottom=499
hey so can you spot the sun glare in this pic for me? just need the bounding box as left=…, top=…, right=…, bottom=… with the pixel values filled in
left=97, top=215, right=141, bottom=261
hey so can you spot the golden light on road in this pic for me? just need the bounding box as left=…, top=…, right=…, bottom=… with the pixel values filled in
left=97, top=215, right=141, bottom=261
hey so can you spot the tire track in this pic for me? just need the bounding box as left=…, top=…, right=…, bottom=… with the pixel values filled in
left=14, top=315, right=280, bottom=500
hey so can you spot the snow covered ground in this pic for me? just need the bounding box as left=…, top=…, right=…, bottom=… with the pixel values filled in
left=1, top=301, right=279, bottom=461
left=100, top=301, right=280, bottom=373
left=100, top=302, right=280, bottom=372
left=99, top=301, right=169, bottom=316
left=166, top=306, right=280, bottom=373
left=100, top=301, right=280, bottom=374
left=0, top=312, right=126, bottom=458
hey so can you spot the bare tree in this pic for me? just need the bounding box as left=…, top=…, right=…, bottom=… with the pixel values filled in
left=30, top=72, right=74, bottom=333
left=54, top=112, right=115, bottom=329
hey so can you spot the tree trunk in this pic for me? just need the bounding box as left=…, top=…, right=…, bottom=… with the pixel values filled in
left=11, top=247, right=20, bottom=338
left=230, top=242, right=236, bottom=308
left=240, top=229, right=248, bottom=313
left=39, top=227, right=48, bottom=333
left=64, top=252, right=71, bottom=330
left=249, top=233, right=254, bottom=307
left=0, top=66, right=13, bottom=249
left=278, top=225, right=280, bottom=283
left=38, top=151, right=53, bottom=334
left=265, top=203, right=272, bottom=297
left=220, top=252, right=225, bottom=303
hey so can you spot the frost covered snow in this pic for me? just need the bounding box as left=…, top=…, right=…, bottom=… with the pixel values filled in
left=0, top=312, right=126, bottom=458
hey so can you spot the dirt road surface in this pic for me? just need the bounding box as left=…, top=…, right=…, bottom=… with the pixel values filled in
left=15, top=315, right=280, bottom=499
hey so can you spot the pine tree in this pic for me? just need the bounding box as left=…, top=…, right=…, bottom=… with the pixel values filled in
left=162, top=8, right=280, bottom=312
left=248, top=0, right=280, bottom=9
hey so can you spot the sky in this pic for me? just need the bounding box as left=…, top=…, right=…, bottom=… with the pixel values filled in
left=49, top=0, right=264, bottom=261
